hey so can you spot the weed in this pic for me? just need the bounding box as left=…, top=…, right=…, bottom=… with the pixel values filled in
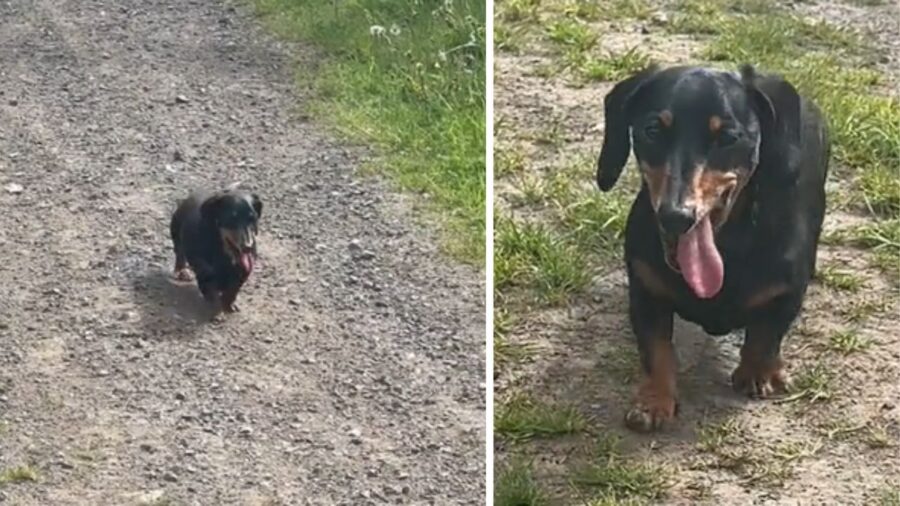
left=0, top=465, right=38, bottom=485
left=546, top=18, right=597, bottom=52
left=498, top=0, right=542, bottom=23
left=839, top=296, right=891, bottom=323
left=880, top=484, right=900, bottom=506
left=866, top=423, right=895, bottom=449
left=816, top=265, right=864, bottom=292
left=600, top=0, right=653, bottom=21
left=780, top=362, right=834, bottom=404
left=560, top=190, right=631, bottom=259
left=579, top=48, right=652, bottom=82
left=599, top=347, right=640, bottom=385
left=847, top=219, right=900, bottom=279
left=496, top=146, right=528, bottom=178
left=495, top=394, right=587, bottom=440
left=495, top=460, right=549, bottom=506
left=495, top=217, right=589, bottom=303
left=572, top=437, right=667, bottom=502
left=827, top=329, right=871, bottom=355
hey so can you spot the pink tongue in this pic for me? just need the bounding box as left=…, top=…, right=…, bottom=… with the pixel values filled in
left=240, top=252, right=254, bottom=274
left=676, top=215, right=723, bottom=299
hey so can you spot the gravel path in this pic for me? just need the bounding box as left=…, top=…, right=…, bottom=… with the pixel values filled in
left=0, top=1, right=485, bottom=504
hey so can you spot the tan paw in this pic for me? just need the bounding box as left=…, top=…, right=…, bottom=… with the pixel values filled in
left=731, top=359, right=790, bottom=399
left=624, top=380, right=678, bottom=433
left=173, top=268, right=195, bottom=282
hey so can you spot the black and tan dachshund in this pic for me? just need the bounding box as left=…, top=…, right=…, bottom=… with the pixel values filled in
left=170, top=184, right=263, bottom=315
left=596, top=64, right=830, bottom=432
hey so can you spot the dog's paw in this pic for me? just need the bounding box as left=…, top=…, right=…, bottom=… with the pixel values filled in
left=222, top=302, right=240, bottom=313
left=173, top=268, right=195, bottom=282
left=731, top=360, right=790, bottom=399
left=624, top=381, right=678, bottom=433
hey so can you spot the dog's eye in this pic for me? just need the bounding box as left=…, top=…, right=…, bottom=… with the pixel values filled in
left=717, top=130, right=740, bottom=147
left=642, top=124, right=661, bottom=142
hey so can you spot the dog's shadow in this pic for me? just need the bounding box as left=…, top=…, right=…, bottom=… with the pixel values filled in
left=130, top=268, right=218, bottom=339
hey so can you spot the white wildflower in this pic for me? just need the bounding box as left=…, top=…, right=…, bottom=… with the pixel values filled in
left=389, top=23, right=401, bottom=36
left=369, top=25, right=386, bottom=37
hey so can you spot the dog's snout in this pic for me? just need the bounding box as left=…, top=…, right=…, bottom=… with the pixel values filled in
left=657, top=203, right=696, bottom=237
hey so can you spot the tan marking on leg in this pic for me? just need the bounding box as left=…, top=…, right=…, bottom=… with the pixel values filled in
left=626, top=339, right=678, bottom=432
left=709, top=115, right=722, bottom=133
left=745, top=283, right=790, bottom=309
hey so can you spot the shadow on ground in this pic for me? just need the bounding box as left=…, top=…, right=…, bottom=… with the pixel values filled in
left=129, top=268, right=215, bottom=339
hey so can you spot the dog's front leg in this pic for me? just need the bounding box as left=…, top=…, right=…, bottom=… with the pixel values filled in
left=732, top=296, right=800, bottom=398
left=624, top=280, right=677, bottom=432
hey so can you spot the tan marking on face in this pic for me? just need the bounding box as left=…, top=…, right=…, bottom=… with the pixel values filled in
left=709, top=115, right=722, bottom=134
left=639, top=162, right=669, bottom=212
left=659, top=110, right=673, bottom=127
left=632, top=259, right=674, bottom=300
left=684, top=165, right=739, bottom=217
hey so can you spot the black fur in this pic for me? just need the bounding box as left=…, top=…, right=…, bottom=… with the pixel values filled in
left=169, top=186, right=263, bottom=315
left=596, top=64, right=830, bottom=431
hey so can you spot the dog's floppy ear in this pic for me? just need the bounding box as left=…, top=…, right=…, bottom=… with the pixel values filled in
left=250, top=194, right=263, bottom=219
left=740, top=64, right=802, bottom=150
left=597, top=65, right=659, bottom=192
left=200, top=194, right=225, bottom=225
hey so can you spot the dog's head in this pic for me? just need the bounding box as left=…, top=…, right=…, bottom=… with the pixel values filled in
left=596, top=64, right=802, bottom=298
left=200, top=188, right=263, bottom=275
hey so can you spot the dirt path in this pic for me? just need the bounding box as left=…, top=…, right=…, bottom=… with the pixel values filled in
left=494, top=0, right=899, bottom=504
left=0, top=1, right=484, bottom=504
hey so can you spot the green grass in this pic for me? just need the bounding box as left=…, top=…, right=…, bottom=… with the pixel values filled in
left=780, top=362, right=835, bottom=404
left=251, top=0, right=485, bottom=263
left=572, top=436, right=668, bottom=503
left=578, top=48, right=652, bottom=82
left=495, top=460, right=549, bottom=506
left=816, top=265, right=864, bottom=292
left=0, top=465, right=38, bottom=485
left=848, top=220, right=900, bottom=278
left=827, top=329, right=871, bottom=355
left=881, top=485, right=900, bottom=506
left=495, top=217, right=589, bottom=303
left=495, top=394, right=587, bottom=441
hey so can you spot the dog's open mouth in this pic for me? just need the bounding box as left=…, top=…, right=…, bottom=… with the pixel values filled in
left=223, top=232, right=256, bottom=274
left=659, top=178, right=744, bottom=299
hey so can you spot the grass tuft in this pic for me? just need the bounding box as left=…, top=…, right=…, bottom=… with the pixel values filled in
left=252, top=0, right=485, bottom=263
left=827, top=329, right=871, bottom=355
left=781, top=362, right=835, bottom=404
left=0, top=465, right=38, bottom=485
left=495, top=460, right=548, bottom=506
left=495, top=394, right=587, bottom=441
left=816, top=265, right=864, bottom=292
left=495, top=217, right=589, bottom=303
left=572, top=436, right=668, bottom=503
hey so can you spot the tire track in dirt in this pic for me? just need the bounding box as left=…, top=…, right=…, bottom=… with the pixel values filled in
left=0, top=1, right=484, bottom=504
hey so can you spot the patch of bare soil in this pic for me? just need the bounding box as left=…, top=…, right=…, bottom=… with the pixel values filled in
left=495, top=1, right=900, bottom=504
left=0, top=1, right=484, bottom=504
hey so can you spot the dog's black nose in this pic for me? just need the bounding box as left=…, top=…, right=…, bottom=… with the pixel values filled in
left=658, top=203, right=696, bottom=237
